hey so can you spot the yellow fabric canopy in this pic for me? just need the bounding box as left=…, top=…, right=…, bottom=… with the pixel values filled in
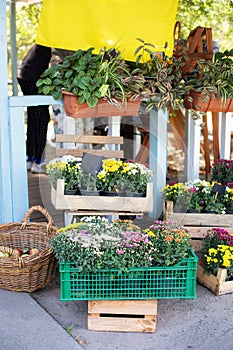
left=36, top=0, right=178, bottom=61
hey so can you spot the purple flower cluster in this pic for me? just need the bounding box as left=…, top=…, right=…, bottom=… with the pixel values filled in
left=211, top=227, right=233, bottom=246
left=117, top=231, right=150, bottom=254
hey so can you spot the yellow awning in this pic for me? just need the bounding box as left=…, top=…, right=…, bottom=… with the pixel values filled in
left=36, top=0, right=178, bottom=61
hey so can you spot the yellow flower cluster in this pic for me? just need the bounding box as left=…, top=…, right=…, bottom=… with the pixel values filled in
left=161, top=182, right=189, bottom=202
left=205, top=244, right=233, bottom=269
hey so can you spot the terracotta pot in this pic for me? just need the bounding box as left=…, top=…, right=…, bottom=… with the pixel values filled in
left=62, top=91, right=141, bottom=118
left=184, top=90, right=233, bottom=112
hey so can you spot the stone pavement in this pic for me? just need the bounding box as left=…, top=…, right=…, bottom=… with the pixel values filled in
left=0, top=288, right=82, bottom=350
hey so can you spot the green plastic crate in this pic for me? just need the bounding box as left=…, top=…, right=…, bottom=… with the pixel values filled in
left=59, top=249, right=198, bottom=301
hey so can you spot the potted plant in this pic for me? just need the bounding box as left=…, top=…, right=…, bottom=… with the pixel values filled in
left=36, top=47, right=145, bottom=117
left=133, top=38, right=191, bottom=111
left=197, top=227, right=233, bottom=295
left=162, top=179, right=227, bottom=215
left=96, top=158, right=153, bottom=196
left=211, top=159, right=233, bottom=185
left=79, top=171, right=99, bottom=196
left=46, top=155, right=83, bottom=194
left=184, top=49, right=233, bottom=113
left=122, top=161, right=153, bottom=196
left=160, top=182, right=191, bottom=213
left=50, top=216, right=197, bottom=300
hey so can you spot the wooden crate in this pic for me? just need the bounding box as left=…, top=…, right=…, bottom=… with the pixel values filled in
left=51, top=179, right=153, bottom=213
left=197, top=265, right=233, bottom=296
left=164, top=201, right=233, bottom=252
left=87, top=299, right=157, bottom=333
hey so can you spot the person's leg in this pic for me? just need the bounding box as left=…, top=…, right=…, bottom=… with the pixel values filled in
left=17, top=78, right=50, bottom=172
left=33, top=104, right=50, bottom=163
left=17, top=78, right=37, bottom=169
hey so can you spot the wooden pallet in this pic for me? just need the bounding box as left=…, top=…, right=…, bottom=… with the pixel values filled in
left=88, top=300, right=157, bottom=333
left=197, top=265, right=233, bottom=296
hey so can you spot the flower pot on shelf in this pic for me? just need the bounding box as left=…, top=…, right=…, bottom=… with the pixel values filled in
left=79, top=189, right=99, bottom=196
left=99, top=191, right=119, bottom=197
left=62, top=91, right=141, bottom=118
left=197, top=264, right=233, bottom=296
left=184, top=90, right=233, bottom=112
left=64, top=189, right=79, bottom=195
left=186, top=209, right=201, bottom=213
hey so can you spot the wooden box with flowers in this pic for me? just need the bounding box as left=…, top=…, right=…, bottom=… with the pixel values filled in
left=197, top=228, right=233, bottom=295
left=50, top=217, right=197, bottom=302
left=161, top=178, right=233, bottom=252
left=47, top=157, right=154, bottom=213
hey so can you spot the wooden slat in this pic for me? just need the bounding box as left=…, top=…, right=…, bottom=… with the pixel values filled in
left=56, top=148, right=124, bottom=158
left=56, top=134, right=124, bottom=145
left=87, top=315, right=156, bottom=333
left=188, top=27, right=204, bottom=53
left=166, top=213, right=233, bottom=227
left=88, top=300, right=157, bottom=315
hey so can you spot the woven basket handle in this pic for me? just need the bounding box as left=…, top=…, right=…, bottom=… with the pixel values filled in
left=174, top=21, right=181, bottom=46
left=21, top=205, right=55, bottom=230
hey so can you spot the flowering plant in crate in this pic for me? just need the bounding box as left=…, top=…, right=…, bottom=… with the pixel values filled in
left=161, top=179, right=228, bottom=214
left=199, top=227, right=233, bottom=277
left=211, top=159, right=233, bottom=185
left=50, top=217, right=192, bottom=272
left=46, top=156, right=83, bottom=191
left=96, top=159, right=153, bottom=194
left=160, top=182, right=187, bottom=203
left=144, top=221, right=191, bottom=266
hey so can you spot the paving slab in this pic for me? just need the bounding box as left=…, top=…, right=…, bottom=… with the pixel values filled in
left=0, top=288, right=82, bottom=350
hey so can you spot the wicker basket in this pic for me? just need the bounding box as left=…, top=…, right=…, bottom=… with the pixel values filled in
left=0, top=206, right=58, bottom=292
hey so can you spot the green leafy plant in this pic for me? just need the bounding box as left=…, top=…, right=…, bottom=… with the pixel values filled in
left=185, top=50, right=233, bottom=110
left=133, top=38, right=190, bottom=111
left=79, top=172, right=98, bottom=192
left=36, top=47, right=144, bottom=107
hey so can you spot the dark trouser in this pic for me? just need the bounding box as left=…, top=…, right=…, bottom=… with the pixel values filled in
left=17, top=78, right=50, bottom=161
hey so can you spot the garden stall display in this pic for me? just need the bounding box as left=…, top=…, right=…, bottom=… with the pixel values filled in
left=50, top=217, right=198, bottom=332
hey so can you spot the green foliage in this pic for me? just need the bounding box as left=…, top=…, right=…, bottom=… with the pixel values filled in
left=14, top=4, right=41, bottom=61
left=50, top=217, right=191, bottom=272
left=36, top=47, right=144, bottom=107
left=187, top=50, right=233, bottom=104
left=134, top=38, right=190, bottom=111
